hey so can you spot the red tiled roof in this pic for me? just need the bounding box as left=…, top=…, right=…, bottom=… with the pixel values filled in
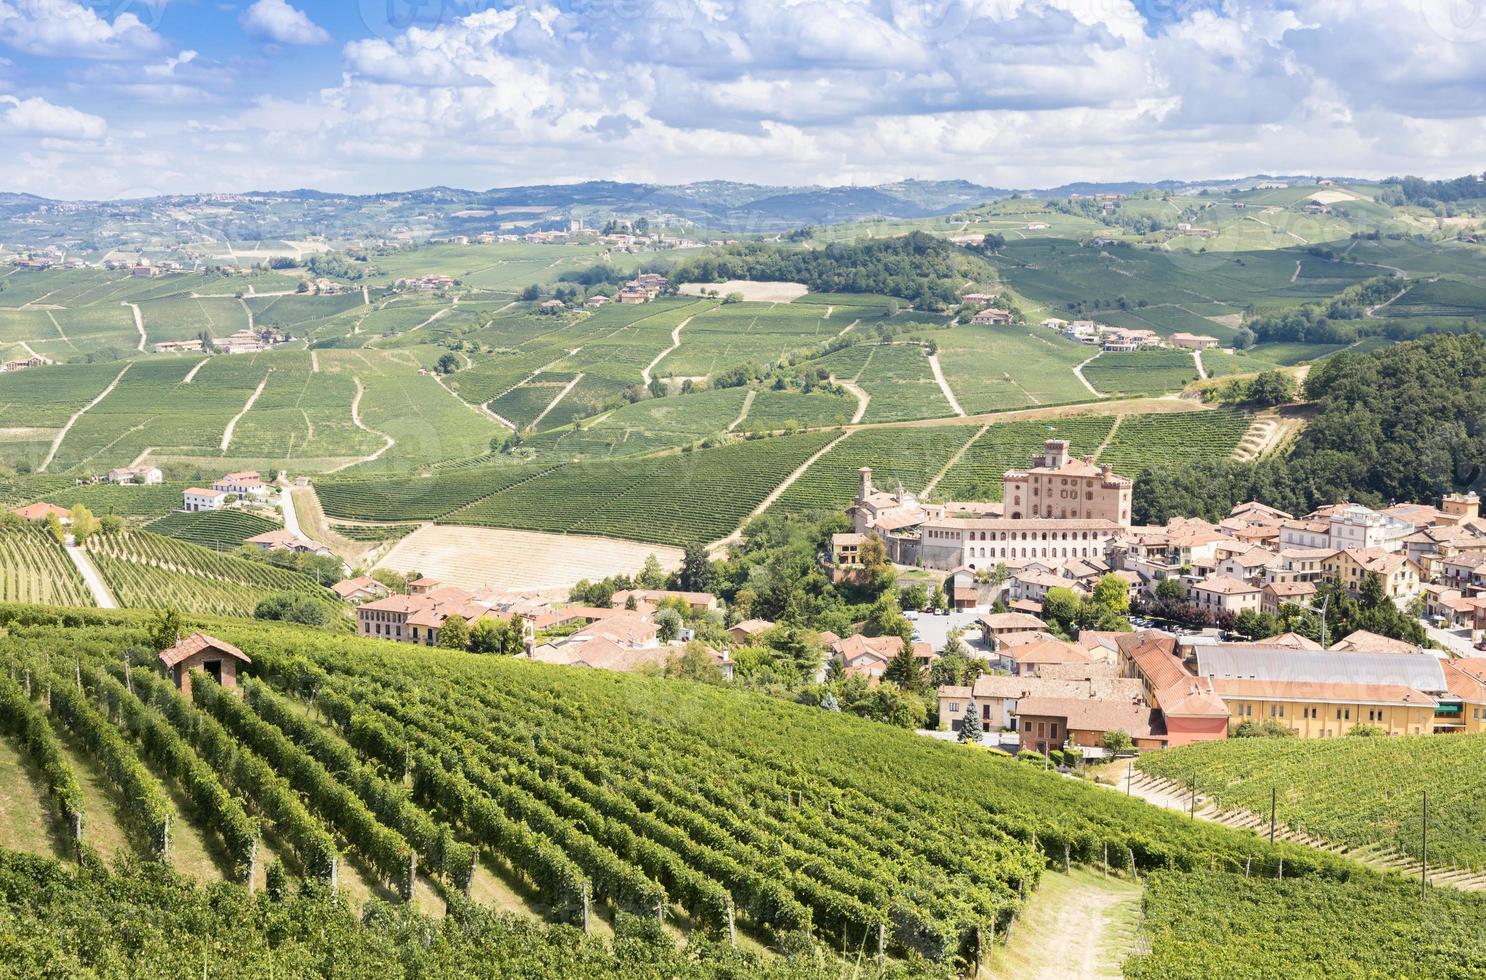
left=1209, top=677, right=1436, bottom=707
left=159, top=632, right=249, bottom=669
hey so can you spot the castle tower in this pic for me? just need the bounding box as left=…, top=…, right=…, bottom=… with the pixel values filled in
left=858, top=467, right=873, bottom=503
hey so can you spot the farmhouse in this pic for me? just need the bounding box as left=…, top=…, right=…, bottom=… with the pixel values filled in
left=159, top=632, right=250, bottom=698
left=1168, top=332, right=1219, bottom=350
left=1, top=355, right=49, bottom=372
left=10, top=502, right=71, bottom=524
left=330, top=576, right=390, bottom=604
left=154, top=339, right=205, bottom=354
left=938, top=670, right=1143, bottom=733
left=1189, top=576, right=1262, bottom=617
left=213, top=471, right=268, bottom=496
left=106, top=465, right=162, bottom=485
left=244, top=529, right=334, bottom=558
left=182, top=487, right=227, bottom=512
left=728, top=618, right=775, bottom=644
left=971, top=308, right=1013, bottom=325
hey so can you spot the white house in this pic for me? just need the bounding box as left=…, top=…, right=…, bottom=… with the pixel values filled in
left=182, top=487, right=227, bottom=512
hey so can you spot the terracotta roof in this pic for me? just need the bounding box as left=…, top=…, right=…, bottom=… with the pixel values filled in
left=183, top=487, right=226, bottom=497
left=1443, top=661, right=1486, bottom=703
left=1014, top=696, right=1165, bottom=738
left=730, top=618, right=775, bottom=636
left=331, top=576, right=385, bottom=599
left=10, top=502, right=70, bottom=521
left=1264, top=581, right=1318, bottom=597
left=1209, top=677, right=1437, bottom=707
left=159, top=632, right=250, bottom=669
left=1004, top=637, right=1093, bottom=667
left=1331, top=630, right=1419, bottom=655
left=980, top=612, right=1046, bottom=631
left=1154, top=678, right=1230, bottom=717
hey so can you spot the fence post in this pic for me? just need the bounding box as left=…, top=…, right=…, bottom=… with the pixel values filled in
left=247, top=837, right=259, bottom=893
left=1064, top=842, right=1070, bottom=872
left=1244, top=856, right=1251, bottom=879
left=70, top=811, right=83, bottom=853
left=402, top=851, right=417, bottom=903
left=329, top=854, right=339, bottom=889
left=1126, top=847, right=1138, bottom=883
left=1277, top=857, right=1284, bottom=881
left=124, top=662, right=132, bottom=695
left=727, top=899, right=737, bottom=947
left=581, top=880, right=591, bottom=934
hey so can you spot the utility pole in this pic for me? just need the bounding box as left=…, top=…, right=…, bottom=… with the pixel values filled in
left=1422, top=791, right=1429, bottom=897
left=1190, top=774, right=1196, bottom=819
left=1270, top=786, right=1277, bottom=845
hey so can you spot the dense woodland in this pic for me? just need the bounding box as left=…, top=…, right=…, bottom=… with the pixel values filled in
left=1135, top=333, right=1486, bottom=522
left=670, top=234, right=987, bottom=309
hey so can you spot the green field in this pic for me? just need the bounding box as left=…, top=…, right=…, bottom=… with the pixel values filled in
left=146, top=509, right=280, bottom=550
left=771, top=426, right=978, bottom=516
left=0, top=608, right=1404, bottom=973
left=922, top=326, right=1092, bottom=413
left=1136, top=731, right=1486, bottom=867
left=0, top=527, right=94, bottom=607
left=1096, top=409, right=1252, bottom=475
left=654, top=302, right=833, bottom=378
left=1201, top=342, right=1344, bottom=377
left=853, top=344, right=954, bottom=422
left=445, top=432, right=837, bottom=545
left=1378, top=277, right=1486, bottom=318
left=1082, top=350, right=1199, bottom=397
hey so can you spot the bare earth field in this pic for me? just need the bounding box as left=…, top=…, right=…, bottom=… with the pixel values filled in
left=677, top=280, right=809, bottom=302
left=373, top=524, right=683, bottom=594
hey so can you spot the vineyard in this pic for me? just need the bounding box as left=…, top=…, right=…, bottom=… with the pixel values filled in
left=854, top=345, right=955, bottom=423
left=316, top=463, right=563, bottom=522
left=145, top=510, right=282, bottom=551
left=1135, top=732, right=1486, bottom=868
left=1127, top=870, right=1486, bottom=978
left=1082, top=350, right=1199, bottom=397
left=0, top=527, right=94, bottom=607
left=444, top=432, right=837, bottom=545
left=83, top=530, right=334, bottom=615
left=770, top=427, right=978, bottom=516
left=0, top=609, right=1393, bottom=974
left=1095, top=409, right=1252, bottom=476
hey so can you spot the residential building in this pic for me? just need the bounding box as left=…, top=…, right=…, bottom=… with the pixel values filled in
left=728, top=619, right=775, bottom=644
left=10, top=502, right=71, bottom=524
left=212, top=471, right=267, bottom=496
left=1189, top=576, right=1262, bottom=618
left=971, top=308, right=1013, bottom=325
left=1168, top=332, right=1219, bottom=350
left=1321, top=548, right=1422, bottom=605
left=610, top=589, right=718, bottom=613
left=992, top=636, right=1094, bottom=676
left=106, top=465, right=163, bottom=485
left=244, top=529, right=334, bottom=558
left=1014, top=697, right=1166, bottom=754
left=1261, top=580, right=1317, bottom=615
left=330, top=576, right=390, bottom=604
left=979, top=611, right=1047, bottom=649
left=182, top=487, right=227, bottom=512
left=1327, top=504, right=1415, bottom=553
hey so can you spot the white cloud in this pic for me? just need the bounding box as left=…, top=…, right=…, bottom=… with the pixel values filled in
left=0, top=94, right=106, bottom=139
left=7, top=0, right=1486, bottom=195
left=240, top=0, right=331, bottom=46
left=0, top=0, right=164, bottom=58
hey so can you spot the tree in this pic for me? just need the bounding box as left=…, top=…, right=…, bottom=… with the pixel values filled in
left=664, top=641, right=725, bottom=683
left=44, top=512, right=65, bottom=544
left=435, top=352, right=460, bottom=375
left=929, top=585, right=948, bottom=612
left=958, top=698, right=984, bottom=743
left=820, top=692, right=840, bottom=712
left=68, top=504, right=97, bottom=543
left=1155, top=578, right=1185, bottom=602
left=655, top=608, right=683, bottom=643
left=883, top=639, right=924, bottom=691
left=438, top=615, right=470, bottom=650
left=468, top=618, right=504, bottom=654
left=623, top=594, right=638, bottom=611
left=849, top=682, right=926, bottom=729
left=1042, top=587, right=1082, bottom=636
left=1101, top=729, right=1133, bottom=754
left=1233, top=718, right=1295, bottom=738
left=100, top=514, right=124, bottom=534
left=637, top=554, right=666, bottom=590
left=519, top=283, right=541, bottom=301
left=254, top=593, right=334, bottom=627
left=147, top=608, right=184, bottom=651
left=1246, top=370, right=1296, bottom=406
left=898, top=583, right=928, bottom=611
left=678, top=543, right=712, bottom=593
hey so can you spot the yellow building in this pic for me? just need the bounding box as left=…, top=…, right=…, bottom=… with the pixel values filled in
left=1212, top=679, right=1437, bottom=737
left=1321, top=548, right=1422, bottom=604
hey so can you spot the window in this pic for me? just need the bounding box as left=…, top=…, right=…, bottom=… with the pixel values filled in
left=1050, top=723, right=1059, bottom=740
left=950, top=702, right=961, bottom=713
left=1022, top=720, right=1031, bottom=732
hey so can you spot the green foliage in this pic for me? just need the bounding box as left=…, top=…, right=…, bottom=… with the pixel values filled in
left=957, top=699, right=984, bottom=743
left=1128, top=869, right=1486, bottom=979
left=437, top=615, right=470, bottom=650
left=0, top=671, right=85, bottom=836
left=146, top=510, right=279, bottom=551
left=253, top=592, right=337, bottom=627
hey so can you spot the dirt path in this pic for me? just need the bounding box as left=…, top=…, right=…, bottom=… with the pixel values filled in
left=1073, top=353, right=1103, bottom=397
left=927, top=351, right=966, bottom=416
left=834, top=317, right=861, bottom=339
left=832, top=375, right=871, bottom=424
left=310, top=350, right=320, bottom=373
left=44, top=311, right=76, bottom=352
left=64, top=543, right=118, bottom=609
left=922, top=423, right=988, bottom=498
left=39, top=363, right=130, bottom=472
left=1365, top=281, right=1413, bottom=317
left=1289, top=260, right=1301, bottom=284
left=1192, top=350, right=1208, bottom=380
left=326, top=376, right=396, bottom=473
left=987, top=869, right=1141, bottom=980
left=239, top=297, right=254, bottom=331
left=181, top=357, right=208, bottom=384
left=126, top=304, right=147, bottom=351
left=708, top=430, right=852, bottom=553
left=529, top=374, right=584, bottom=430
left=726, top=389, right=756, bottom=433
left=641, top=315, right=693, bottom=385
left=219, top=372, right=270, bottom=452
left=1092, top=415, right=1123, bottom=461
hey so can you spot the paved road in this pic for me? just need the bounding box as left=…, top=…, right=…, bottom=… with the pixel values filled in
left=64, top=542, right=117, bottom=609
left=280, top=487, right=303, bottom=537
left=1425, top=623, right=1478, bottom=658
left=909, top=607, right=992, bottom=656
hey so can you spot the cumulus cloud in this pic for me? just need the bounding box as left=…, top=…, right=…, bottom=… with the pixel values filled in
left=0, top=0, right=164, bottom=58
left=7, top=0, right=1486, bottom=195
left=0, top=94, right=106, bottom=139
left=240, top=0, right=331, bottom=46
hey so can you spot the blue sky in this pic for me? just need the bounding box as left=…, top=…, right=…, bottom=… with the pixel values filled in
left=2, top=0, right=1485, bottom=198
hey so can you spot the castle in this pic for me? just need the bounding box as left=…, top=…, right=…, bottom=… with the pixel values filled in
left=849, top=440, right=1133, bottom=571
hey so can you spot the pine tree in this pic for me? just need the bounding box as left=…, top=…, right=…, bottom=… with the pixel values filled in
left=820, top=692, right=840, bottom=712
left=958, top=697, right=984, bottom=744
left=883, top=639, right=924, bottom=691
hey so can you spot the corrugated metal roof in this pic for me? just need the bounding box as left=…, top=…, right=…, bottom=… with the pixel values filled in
left=1195, top=645, right=1445, bottom=694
